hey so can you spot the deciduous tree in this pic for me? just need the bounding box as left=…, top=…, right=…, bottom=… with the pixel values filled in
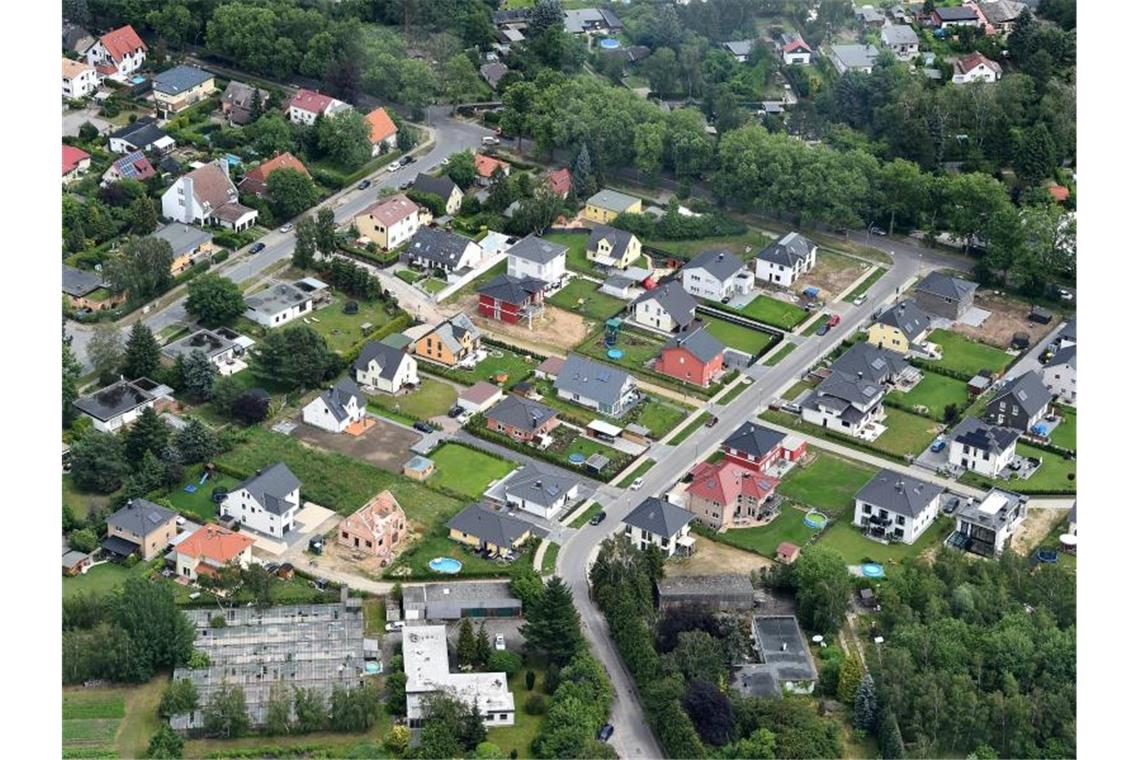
left=186, top=274, right=246, bottom=326
left=88, top=323, right=124, bottom=386
left=266, top=168, right=320, bottom=220
left=202, top=683, right=250, bottom=738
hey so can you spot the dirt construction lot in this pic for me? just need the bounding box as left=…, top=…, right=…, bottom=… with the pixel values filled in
left=1011, top=508, right=1066, bottom=556
left=290, top=415, right=419, bottom=472
left=953, top=292, right=1059, bottom=349
left=665, top=534, right=775, bottom=576
left=797, top=251, right=873, bottom=300
left=453, top=294, right=591, bottom=353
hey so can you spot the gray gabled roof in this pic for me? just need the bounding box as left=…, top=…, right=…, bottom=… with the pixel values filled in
left=478, top=274, right=545, bottom=304
left=875, top=299, right=931, bottom=342
left=632, top=283, right=698, bottom=326
left=479, top=62, right=509, bottom=87
left=354, top=340, right=412, bottom=381
left=685, top=250, right=747, bottom=282
left=406, top=227, right=475, bottom=268
left=447, top=503, right=532, bottom=547
left=109, top=117, right=169, bottom=150
left=554, top=354, right=633, bottom=408
left=230, top=462, right=301, bottom=516
left=916, top=271, right=977, bottom=303
left=815, top=369, right=885, bottom=406
left=152, top=65, right=213, bottom=95
left=107, top=499, right=178, bottom=535
left=724, top=40, right=755, bottom=57
left=623, top=497, right=694, bottom=538
left=509, top=235, right=567, bottom=265
left=62, top=265, right=106, bottom=297
left=723, top=422, right=785, bottom=459
left=152, top=223, right=212, bottom=257
left=855, top=469, right=943, bottom=517
left=430, top=313, right=482, bottom=355
left=502, top=462, right=579, bottom=508
left=318, top=378, right=366, bottom=422
left=831, top=342, right=908, bottom=384
left=1044, top=344, right=1076, bottom=370
left=935, top=5, right=978, bottom=20
left=756, top=232, right=817, bottom=267
left=663, top=322, right=724, bottom=364
left=485, top=395, right=558, bottom=432
left=991, top=372, right=1052, bottom=417
left=588, top=225, right=635, bottom=261
left=881, top=24, right=919, bottom=46
left=411, top=172, right=459, bottom=200
left=951, top=416, right=1020, bottom=455
left=1058, top=317, right=1076, bottom=345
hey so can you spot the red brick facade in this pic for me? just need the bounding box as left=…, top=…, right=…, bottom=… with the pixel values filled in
left=655, top=345, right=725, bottom=387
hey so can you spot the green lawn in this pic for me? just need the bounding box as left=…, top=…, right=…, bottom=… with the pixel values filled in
left=782, top=380, right=813, bottom=401
left=488, top=670, right=548, bottom=759
left=632, top=398, right=688, bottom=438
left=717, top=378, right=751, bottom=404
left=429, top=345, right=538, bottom=388
left=63, top=559, right=160, bottom=599
left=962, top=444, right=1076, bottom=494
left=307, top=293, right=400, bottom=354
left=712, top=294, right=808, bottom=330
left=569, top=502, right=604, bottom=529
left=816, top=513, right=953, bottom=565
left=617, top=458, right=656, bottom=488
left=701, top=314, right=780, bottom=355
left=64, top=676, right=167, bottom=759
left=161, top=466, right=240, bottom=522
left=540, top=543, right=560, bottom=575
left=670, top=413, right=712, bottom=445
left=927, top=329, right=1014, bottom=376
left=887, top=373, right=970, bottom=420
left=367, top=377, right=457, bottom=420
left=712, top=507, right=818, bottom=558
left=542, top=231, right=593, bottom=274
left=763, top=342, right=797, bottom=366
left=1050, top=405, right=1076, bottom=451
left=577, top=325, right=665, bottom=373
left=801, top=312, right=829, bottom=335
left=395, top=269, right=422, bottom=285
left=530, top=377, right=686, bottom=437
left=778, top=451, right=877, bottom=514
left=644, top=230, right=773, bottom=261
left=843, top=267, right=885, bottom=302
left=875, top=408, right=943, bottom=457
left=63, top=476, right=114, bottom=522
left=547, top=277, right=625, bottom=321
left=545, top=433, right=633, bottom=479
left=428, top=443, right=516, bottom=498
left=383, top=533, right=524, bottom=579
left=421, top=277, right=448, bottom=295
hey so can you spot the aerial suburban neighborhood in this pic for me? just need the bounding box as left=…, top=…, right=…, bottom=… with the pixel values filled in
left=57, top=1, right=1078, bottom=759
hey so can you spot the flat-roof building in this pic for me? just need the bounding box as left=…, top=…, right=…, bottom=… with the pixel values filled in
left=403, top=625, right=515, bottom=727
left=402, top=580, right=522, bottom=620
left=656, top=573, right=756, bottom=611
left=731, top=615, right=818, bottom=699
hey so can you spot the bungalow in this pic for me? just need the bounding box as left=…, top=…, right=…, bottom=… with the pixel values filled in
left=220, top=462, right=302, bottom=538
left=563, top=7, right=624, bottom=35
left=855, top=5, right=888, bottom=27
left=220, top=81, right=267, bottom=126
left=62, top=265, right=124, bottom=312
left=103, top=499, right=179, bottom=561
left=354, top=194, right=422, bottom=250
left=108, top=117, right=174, bottom=155
left=554, top=354, right=640, bottom=417
left=174, top=524, right=254, bottom=582
left=952, top=52, right=1002, bottom=84
left=477, top=274, right=546, bottom=327
left=780, top=35, right=813, bottom=65
left=354, top=341, right=420, bottom=393
left=337, top=491, right=407, bottom=563
left=500, top=462, right=581, bottom=519
left=507, top=235, right=568, bottom=285
left=951, top=488, right=1027, bottom=558
left=868, top=299, right=932, bottom=354
left=831, top=44, right=879, bottom=74
left=631, top=283, right=698, bottom=333
left=801, top=371, right=887, bottom=439
left=62, top=145, right=91, bottom=184
left=62, top=20, right=96, bottom=57
left=681, top=250, right=754, bottom=302
left=62, top=543, right=94, bottom=576
left=244, top=281, right=318, bottom=327
left=286, top=88, right=351, bottom=125
left=587, top=226, right=642, bottom=269
left=410, top=173, right=463, bottom=215
left=544, top=167, right=572, bottom=199
left=830, top=342, right=911, bottom=386
left=457, top=381, right=504, bottom=415
left=685, top=460, right=780, bottom=530
left=485, top=395, right=559, bottom=442
left=151, top=65, right=215, bottom=118
left=932, top=5, right=980, bottom=29
left=302, top=378, right=368, bottom=433
left=447, top=504, right=533, bottom=558
left=153, top=223, right=216, bottom=275
left=622, top=497, right=696, bottom=557
left=238, top=152, right=310, bottom=197
left=914, top=271, right=978, bottom=320
left=1041, top=345, right=1076, bottom=405
left=976, top=0, right=1028, bottom=34
left=584, top=189, right=641, bottom=224
left=161, top=328, right=238, bottom=368
left=853, top=469, right=943, bottom=544
left=85, top=24, right=146, bottom=79
left=161, top=159, right=258, bottom=231
left=73, top=377, right=168, bottom=432
left=534, top=356, right=565, bottom=381
left=985, top=371, right=1051, bottom=432
left=62, top=58, right=99, bottom=99
left=405, top=227, right=482, bottom=276
left=480, top=62, right=510, bottom=89
left=881, top=23, right=921, bottom=60
left=364, top=107, right=399, bottom=156
left=414, top=314, right=482, bottom=367
left=754, top=232, right=817, bottom=287
left=102, top=150, right=155, bottom=186
left=474, top=153, right=511, bottom=186
left=948, top=416, right=1020, bottom=478
left=655, top=322, right=725, bottom=388
left=723, top=40, right=755, bottom=62
left=721, top=421, right=806, bottom=473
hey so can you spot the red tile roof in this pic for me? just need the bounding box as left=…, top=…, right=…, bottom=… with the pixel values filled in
left=545, top=168, right=572, bottom=196
left=954, top=52, right=1002, bottom=76
left=1047, top=185, right=1070, bottom=202
left=99, top=25, right=147, bottom=64
left=177, top=524, right=254, bottom=564
left=288, top=88, right=336, bottom=115
left=62, top=145, right=90, bottom=176
left=361, top=193, right=419, bottom=226
left=475, top=153, right=510, bottom=178
left=365, top=107, right=398, bottom=144
left=783, top=38, right=812, bottom=54
left=239, top=152, right=310, bottom=196
left=687, top=461, right=779, bottom=506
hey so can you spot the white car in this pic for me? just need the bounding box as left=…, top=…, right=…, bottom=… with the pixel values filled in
left=1058, top=288, right=1074, bottom=301
left=481, top=136, right=500, bottom=146
left=279, top=223, right=293, bottom=233
left=387, top=161, right=401, bottom=172
left=852, top=295, right=866, bottom=306
left=630, top=477, right=644, bottom=491
left=494, top=634, right=506, bottom=651
left=385, top=621, right=405, bottom=633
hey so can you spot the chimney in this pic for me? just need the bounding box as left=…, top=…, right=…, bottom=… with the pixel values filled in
left=857, top=371, right=863, bottom=379
left=781, top=642, right=788, bottom=652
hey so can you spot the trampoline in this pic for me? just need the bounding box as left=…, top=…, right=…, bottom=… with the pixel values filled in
left=183, top=483, right=198, bottom=493
left=568, top=453, right=587, bottom=465
left=803, top=510, right=828, bottom=530
left=599, top=38, right=621, bottom=49
left=428, top=557, right=463, bottom=574
left=607, top=348, right=624, bottom=359
left=862, top=563, right=885, bottom=578
left=1036, top=549, right=1059, bottom=564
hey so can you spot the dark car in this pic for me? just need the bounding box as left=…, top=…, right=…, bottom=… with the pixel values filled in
left=413, top=421, right=434, bottom=433
left=249, top=242, right=266, bottom=254
left=705, top=415, right=718, bottom=427
left=357, top=179, right=372, bottom=190
left=589, top=511, right=606, bottom=526
left=447, top=406, right=464, bottom=418
left=400, top=155, right=415, bottom=166
left=399, top=180, right=412, bottom=190
left=816, top=321, right=829, bottom=336
left=598, top=724, right=614, bottom=742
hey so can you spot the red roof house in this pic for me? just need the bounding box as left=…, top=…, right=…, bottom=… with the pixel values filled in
left=684, top=460, right=780, bottom=530
left=1047, top=185, right=1071, bottom=203
left=88, top=25, right=147, bottom=75
left=62, top=145, right=91, bottom=180
left=545, top=168, right=572, bottom=199
left=365, top=107, right=399, bottom=152
left=173, top=523, right=254, bottom=581
left=238, top=152, right=311, bottom=197
left=475, top=153, right=511, bottom=185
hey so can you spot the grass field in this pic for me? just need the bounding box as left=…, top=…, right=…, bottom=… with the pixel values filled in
left=778, top=451, right=877, bottom=513
left=962, top=444, right=1076, bottom=493
left=713, top=294, right=808, bottom=330
left=617, top=458, right=656, bottom=488
left=644, top=230, right=773, bottom=261
left=887, top=373, right=970, bottom=420
left=542, top=231, right=593, bottom=274
left=569, top=502, right=604, bottom=528
left=633, top=398, right=688, bottom=439
left=434, top=345, right=538, bottom=388
left=713, top=507, right=819, bottom=558
left=547, top=277, right=625, bottom=321
left=308, top=293, right=399, bottom=354
left=701, top=314, right=779, bottom=355
left=63, top=476, right=113, bottom=522
left=816, top=513, right=952, bottom=565
left=488, top=670, right=548, bottom=759
left=843, top=267, right=885, bottom=302
left=716, top=377, right=751, bottom=404
left=928, top=329, right=1014, bottom=375
left=421, top=277, right=448, bottom=295
left=163, top=466, right=240, bottom=522
left=801, top=312, right=829, bottom=335
left=1051, top=405, right=1076, bottom=451
left=540, top=543, right=559, bottom=575
left=63, top=676, right=167, bottom=759
left=763, top=342, right=797, bottom=366
left=670, top=413, right=711, bottom=445
left=876, top=408, right=943, bottom=457
left=578, top=324, right=665, bottom=372
left=367, top=377, right=457, bottom=420
left=63, top=559, right=160, bottom=599
left=428, top=443, right=516, bottom=498
left=396, top=269, right=422, bottom=285
left=782, top=380, right=813, bottom=401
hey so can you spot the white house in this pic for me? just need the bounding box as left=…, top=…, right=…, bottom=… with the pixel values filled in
left=681, top=250, right=754, bottom=301
left=403, top=626, right=515, bottom=728
left=219, top=462, right=302, bottom=538
left=622, top=497, right=696, bottom=558
left=500, top=462, right=581, bottom=520
left=948, top=417, right=1019, bottom=478
left=302, top=378, right=368, bottom=433
left=173, top=524, right=254, bottom=582
left=161, top=159, right=258, bottom=231
left=85, top=24, right=146, bottom=80
left=853, top=470, right=943, bottom=544
left=1041, top=346, right=1076, bottom=405
left=952, top=52, right=1002, bottom=84
left=353, top=341, right=420, bottom=393
left=630, top=283, right=698, bottom=333
left=801, top=371, right=886, bottom=439
left=72, top=377, right=168, bottom=432
left=404, top=227, right=483, bottom=278
left=554, top=354, right=640, bottom=417
left=779, top=35, right=813, bottom=65
left=754, top=232, right=818, bottom=287
left=952, top=489, right=1027, bottom=558
left=62, top=58, right=100, bottom=99
left=286, top=89, right=351, bottom=126
left=880, top=24, right=920, bottom=61
left=506, top=235, right=568, bottom=287
left=365, top=107, right=399, bottom=156
left=244, top=282, right=316, bottom=327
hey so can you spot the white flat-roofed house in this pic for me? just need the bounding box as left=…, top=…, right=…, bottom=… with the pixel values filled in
left=219, top=462, right=302, bottom=538
left=244, top=282, right=315, bottom=327
left=951, top=488, right=1027, bottom=558
left=72, top=378, right=167, bottom=432
left=853, top=469, right=943, bottom=544
left=403, top=625, right=515, bottom=727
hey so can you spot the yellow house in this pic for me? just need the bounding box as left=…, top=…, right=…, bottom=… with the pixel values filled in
left=152, top=65, right=216, bottom=119
left=413, top=314, right=482, bottom=367
left=447, top=504, right=532, bottom=558
left=153, top=223, right=217, bottom=276
left=584, top=188, right=642, bottom=224
left=587, top=226, right=643, bottom=268
left=353, top=194, right=421, bottom=250
left=868, top=299, right=932, bottom=354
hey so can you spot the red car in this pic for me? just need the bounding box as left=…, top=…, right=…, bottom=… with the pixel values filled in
left=827, top=314, right=841, bottom=328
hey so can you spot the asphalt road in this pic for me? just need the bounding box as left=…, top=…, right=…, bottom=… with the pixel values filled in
left=65, top=107, right=493, bottom=371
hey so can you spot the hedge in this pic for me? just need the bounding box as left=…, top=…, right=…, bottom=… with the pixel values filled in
left=462, top=421, right=629, bottom=482
left=341, top=311, right=413, bottom=364
left=910, top=357, right=978, bottom=383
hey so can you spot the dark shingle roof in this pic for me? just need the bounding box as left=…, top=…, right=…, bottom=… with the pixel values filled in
left=354, top=340, right=412, bottom=381
left=152, top=65, right=213, bottom=95
left=756, top=232, right=817, bottom=267
left=951, top=416, right=1020, bottom=455
left=509, top=235, right=568, bottom=265
left=685, top=250, right=747, bottom=282
left=1044, top=344, right=1076, bottom=370
left=485, top=395, right=557, bottom=432
left=663, top=322, right=724, bottom=364
left=478, top=274, right=545, bottom=304
left=875, top=299, right=931, bottom=342
left=855, top=469, right=943, bottom=517
left=62, top=265, right=105, bottom=297
left=502, top=462, right=579, bottom=509
left=632, top=283, right=698, bottom=326
left=109, top=117, right=169, bottom=150
left=107, top=499, right=177, bottom=535
left=588, top=226, right=635, bottom=261
left=830, top=342, right=909, bottom=384
left=723, top=422, right=786, bottom=460
left=318, top=378, right=366, bottom=423
left=935, top=5, right=979, bottom=21
left=623, top=497, right=695, bottom=537
left=447, top=504, right=532, bottom=547
left=992, top=372, right=1052, bottom=417
left=554, top=354, right=634, bottom=408
left=406, top=227, right=475, bottom=268
left=916, top=272, right=977, bottom=303
left=411, top=172, right=460, bottom=201
left=73, top=379, right=153, bottom=421
left=231, top=462, right=301, bottom=516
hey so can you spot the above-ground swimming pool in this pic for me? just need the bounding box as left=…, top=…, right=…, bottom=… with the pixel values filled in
left=599, top=38, right=620, bottom=49
left=803, top=510, right=828, bottom=530
left=862, top=563, right=885, bottom=578
left=364, top=662, right=382, bottom=674
left=428, top=557, right=462, bottom=574
left=130, top=75, right=147, bottom=84
left=568, top=453, right=587, bottom=465
left=607, top=348, right=624, bottom=359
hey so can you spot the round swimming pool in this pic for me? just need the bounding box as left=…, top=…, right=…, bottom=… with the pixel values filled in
left=607, top=348, right=624, bottom=359
left=803, top=510, right=828, bottom=530
left=599, top=38, right=620, bottom=49
left=862, top=563, right=885, bottom=578
left=428, top=557, right=463, bottom=574
left=568, top=453, right=587, bottom=465
left=364, top=662, right=382, bottom=674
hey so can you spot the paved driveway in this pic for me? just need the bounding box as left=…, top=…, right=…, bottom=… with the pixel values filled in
left=62, top=106, right=111, bottom=137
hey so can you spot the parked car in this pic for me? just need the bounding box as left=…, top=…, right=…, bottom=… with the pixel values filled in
left=1057, top=288, right=1073, bottom=301
left=630, top=477, right=644, bottom=491
left=481, top=136, right=500, bottom=146
left=705, top=415, right=718, bottom=427
left=399, top=180, right=412, bottom=190
left=358, top=179, right=372, bottom=190
left=869, top=225, right=886, bottom=236
left=930, top=437, right=946, bottom=453
left=249, top=242, right=266, bottom=254
left=589, top=511, right=606, bottom=526
left=279, top=223, right=294, bottom=233
left=827, top=313, right=841, bottom=328
left=387, top=161, right=401, bottom=172
left=852, top=295, right=866, bottom=306
left=598, top=724, right=615, bottom=742
left=942, top=497, right=960, bottom=515
left=447, top=406, right=464, bottom=418
left=494, top=634, right=506, bottom=651
left=385, top=621, right=405, bottom=633
left=400, top=155, right=415, bottom=166
left=816, top=320, right=830, bottom=336
left=413, top=421, right=434, bottom=433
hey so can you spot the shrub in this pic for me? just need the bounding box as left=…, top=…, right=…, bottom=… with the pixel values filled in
left=524, top=694, right=547, bottom=715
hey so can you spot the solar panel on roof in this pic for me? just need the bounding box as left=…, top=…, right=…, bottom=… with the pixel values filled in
left=862, top=386, right=877, bottom=397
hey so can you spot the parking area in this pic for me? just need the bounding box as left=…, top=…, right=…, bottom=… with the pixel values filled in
left=62, top=106, right=112, bottom=137
left=250, top=502, right=340, bottom=558
left=290, top=414, right=421, bottom=472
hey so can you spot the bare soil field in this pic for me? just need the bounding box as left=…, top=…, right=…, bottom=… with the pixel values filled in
left=953, top=292, right=1058, bottom=349
left=454, top=293, right=591, bottom=353
left=290, top=415, right=419, bottom=472
left=665, top=534, right=775, bottom=576
left=1011, top=507, right=1066, bottom=556
left=798, top=251, right=873, bottom=300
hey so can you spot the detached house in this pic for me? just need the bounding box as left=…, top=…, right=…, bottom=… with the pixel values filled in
left=337, top=491, right=407, bottom=563
left=880, top=24, right=920, bottom=60
left=63, top=265, right=123, bottom=312
left=868, top=299, right=932, bottom=354
left=686, top=460, right=780, bottom=530
left=477, top=275, right=546, bottom=327
left=951, top=488, right=1026, bottom=558
left=631, top=283, right=698, bottom=333
left=108, top=117, right=174, bottom=155
left=587, top=226, right=642, bottom=269
left=85, top=24, right=146, bottom=80
left=161, top=328, right=238, bottom=368
left=554, top=354, right=639, bottom=417
left=722, top=421, right=807, bottom=473
left=831, top=44, right=879, bottom=74
left=302, top=378, right=368, bottom=434
left=220, top=462, right=302, bottom=538
left=655, top=322, right=725, bottom=387
left=1042, top=345, right=1076, bottom=405
left=485, top=396, right=559, bottom=442
left=754, top=232, right=818, bottom=287
left=681, top=250, right=754, bottom=302
left=102, top=150, right=155, bottom=186
left=780, top=35, right=813, bottom=65
left=414, top=314, right=482, bottom=367
left=507, top=236, right=568, bottom=286
left=448, top=504, right=533, bottom=558
left=103, top=499, right=178, bottom=561
left=623, top=497, right=696, bottom=557
left=161, top=159, right=258, bottom=231
left=62, top=145, right=91, bottom=184
left=62, top=58, right=99, bottom=99
left=174, top=524, right=254, bottom=582
left=286, top=89, right=350, bottom=125
left=474, top=153, right=511, bottom=186
left=151, top=65, right=216, bottom=118
left=801, top=371, right=887, bottom=439
left=153, top=223, right=215, bottom=275
left=237, top=152, right=310, bottom=197
left=544, top=168, right=572, bottom=199
left=914, top=271, right=977, bottom=320
left=354, top=341, right=419, bottom=393
left=244, top=281, right=317, bottom=327
left=364, top=107, right=399, bottom=156
left=948, top=416, right=1020, bottom=478
left=830, top=342, right=910, bottom=386
left=976, top=1, right=1028, bottom=34
left=410, top=173, right=463, bottom=215
left=500, top=462, right=581, bottom=520
left=952, top=52, right=1002, bottom=83
left=220, top=81, right=267, bottom=126
left=986, top=372, right=1051, bottom=432
left=73, top=377, right=167, bottom=432
left=354, top=194, right=422, bottom=250
left=932, top=5, right=980, bottom=29
left=853, top=469, right=943, bottom=544
left=723, top=40, right=755, bottom=63
left=584, top=189, right=641, bottom=224
left=405, top=227, right=482, bottom=276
